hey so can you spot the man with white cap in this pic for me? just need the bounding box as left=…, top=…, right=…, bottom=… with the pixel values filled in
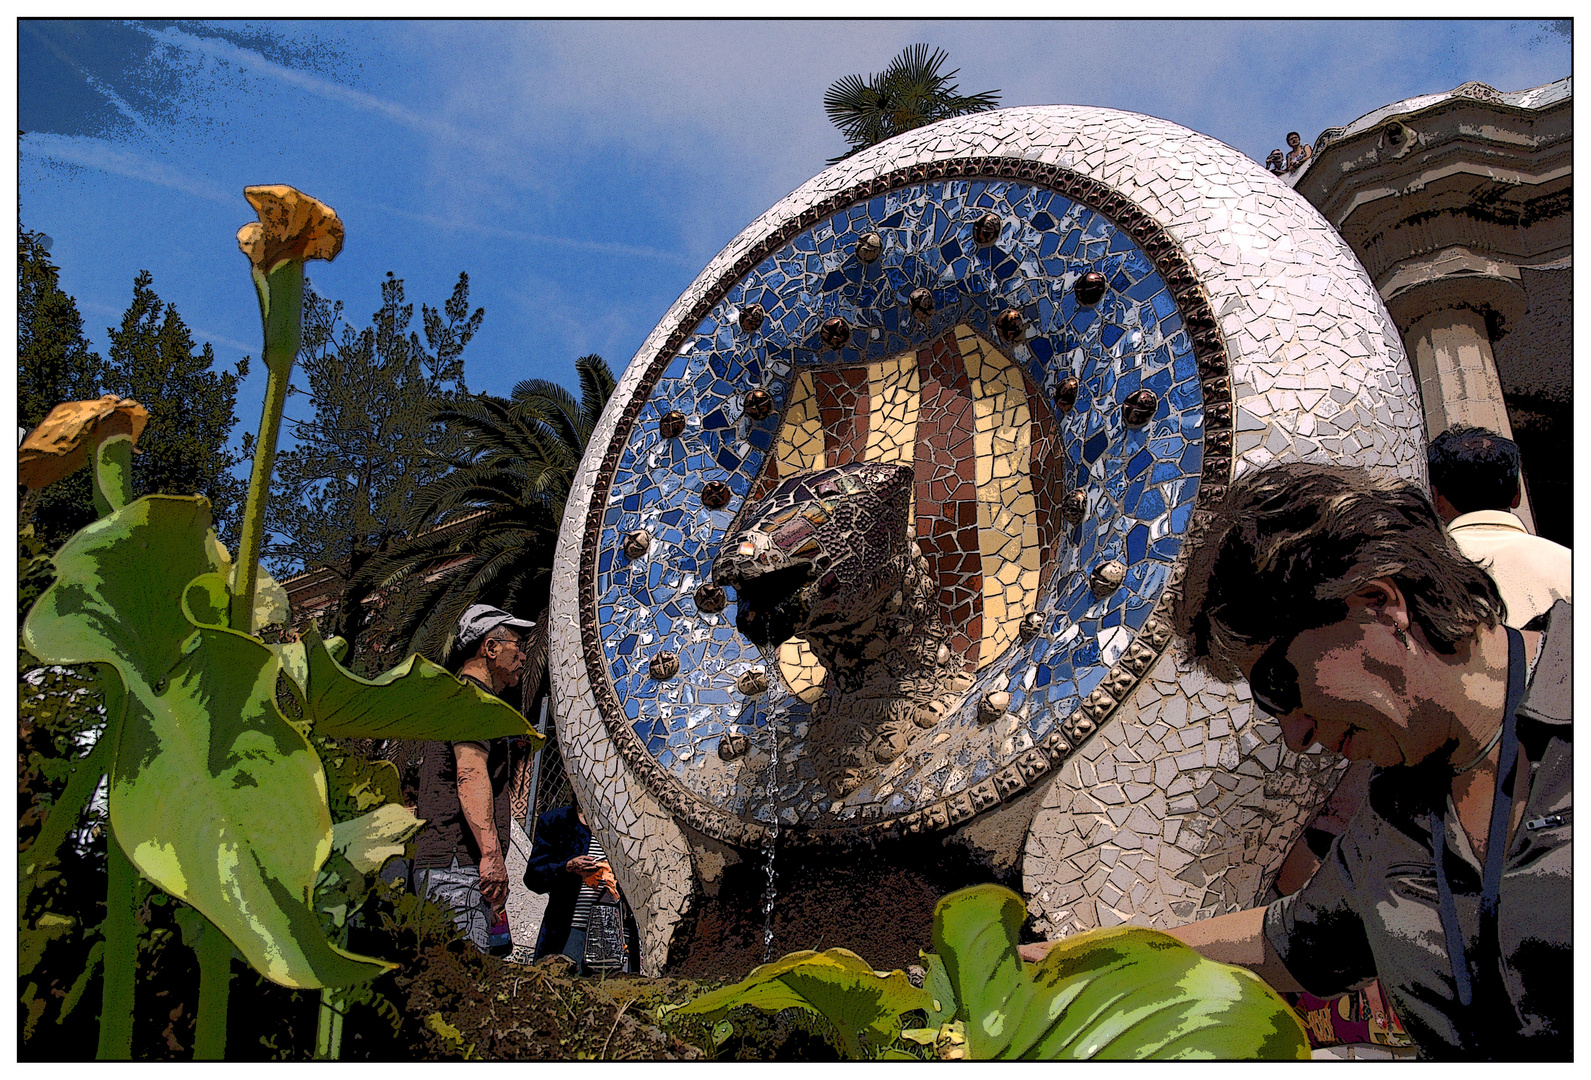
left=412, top=604, right=536, bottom=955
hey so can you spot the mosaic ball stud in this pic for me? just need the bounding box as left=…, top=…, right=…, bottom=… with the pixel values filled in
left=1053, top=374, right=1080, bottom=413
left=743, top=388, right=774, bottom=420
left=1061, top=490, right=1087, bottom=526
left=695, top=583, right=728, bottom=614
left=1122, top=388, right=1159, bottom=426
left=996, top=308, right=1026, bottom=343
left=701, top=480, right=732, bottom=509
left=1090, top=559, right=1127, bottom=596
left=735, top=668, right=769, bottom=696
left=622, top=529, right=651, bottom=559
left=820, top=316, right=851, bottom=350
left=973, top=212, right=1002, bottom=245
left=649, top=651, right=681, bottom=680
left=855, top=232, right=883, bottom=263
left=659, top=410, right=687, bottom=439
left=1020, top=611, right=1046, bottom=639
left=908, top=287, right=935, bottom=323
left=718, top=732, right=750, bottom=761
left=738, top=303, right=766, bottom=334
left=1074, top=271, right=1108, bottom=306
left=978, top=690, right=1011, bottom=724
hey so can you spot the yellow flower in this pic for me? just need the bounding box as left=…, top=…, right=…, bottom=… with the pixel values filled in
left=235, top=185, right=344, bottom=274
left=19, top=395, right=150, bottom=491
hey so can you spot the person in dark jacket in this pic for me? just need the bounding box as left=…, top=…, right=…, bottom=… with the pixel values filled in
left=523, top=802, right=640, bottom=973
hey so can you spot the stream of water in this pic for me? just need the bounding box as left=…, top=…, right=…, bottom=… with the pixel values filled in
left=757, top=647, right=784, bottom=963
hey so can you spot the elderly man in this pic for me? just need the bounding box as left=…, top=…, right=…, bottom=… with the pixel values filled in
left=412, top=604, right=535, bottom=956
left=1429, top=425, right=1571, bottom=628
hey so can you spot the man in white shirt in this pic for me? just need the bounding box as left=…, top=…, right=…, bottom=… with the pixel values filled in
left=1428, top=425, right=1570, bottom=628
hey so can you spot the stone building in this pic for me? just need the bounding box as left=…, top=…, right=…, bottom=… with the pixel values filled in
left=1288, top=76, right=1571, bottom=544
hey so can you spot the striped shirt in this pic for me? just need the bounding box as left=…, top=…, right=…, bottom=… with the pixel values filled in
left=570, top=832, right=609, bottom=929
left=572, top=833, right=626, bottom=972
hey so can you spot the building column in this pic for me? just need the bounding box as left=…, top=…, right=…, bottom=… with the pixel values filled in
left=1404, top=307, right=1537, bottom=533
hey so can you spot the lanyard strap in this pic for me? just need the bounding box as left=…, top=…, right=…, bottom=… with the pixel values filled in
left=1430, top=626, right=1527, bottom=1012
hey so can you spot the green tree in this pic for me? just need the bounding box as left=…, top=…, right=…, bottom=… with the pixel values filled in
left=823, top=44, right=1001, bottom=164
left=266, top=271, right=482, bottom=653
left=102, top=271, right=251, bottom=547
left=354, top=353, right=616, bottom=674
left=18, top=225, right=105, bottom=547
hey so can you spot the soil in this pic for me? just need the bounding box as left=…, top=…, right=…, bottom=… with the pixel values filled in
left=664, top=831, right=1023, bottom=977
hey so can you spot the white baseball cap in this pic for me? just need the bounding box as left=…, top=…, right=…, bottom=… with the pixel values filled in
left=457, top=604, right=535, bottom=650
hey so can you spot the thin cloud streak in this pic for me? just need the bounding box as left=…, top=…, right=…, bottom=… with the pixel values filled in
left=143, top=24, right=505, bottom=157
left=367, top=202, right=697, bottom=267
left=21, top=134, right=235, bottom=205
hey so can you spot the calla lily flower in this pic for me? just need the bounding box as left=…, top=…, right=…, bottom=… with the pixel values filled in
left=235, top=185, right=344, bottom=274
left=19, top=395, right=149, bottom=491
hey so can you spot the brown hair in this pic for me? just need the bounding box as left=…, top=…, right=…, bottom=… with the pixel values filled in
left=1172, top=463, right=1504, bottom=682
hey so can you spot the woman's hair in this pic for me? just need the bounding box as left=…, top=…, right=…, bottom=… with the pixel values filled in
left=1171, top=462, right=1504, bottom=681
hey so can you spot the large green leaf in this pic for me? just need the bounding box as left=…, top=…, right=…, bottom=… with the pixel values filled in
left=22, top=495, right=389, bottom=989
left=674, top=947, right=931, bottom=1058
left=301, top=623, right=541, bottom=746
left=932, top=885, right=1309, bottom=1060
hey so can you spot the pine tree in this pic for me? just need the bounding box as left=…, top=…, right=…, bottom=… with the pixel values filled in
left=267, top=271, right=482, bottom=651
left=102, top=270, right=251, bottom=546
left=18, top=225, right=105, bottom=548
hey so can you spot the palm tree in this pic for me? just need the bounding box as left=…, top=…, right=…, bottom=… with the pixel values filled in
left=823, top=44, right=1001, bottom=164
left=350, top=353, right=617, bottom=688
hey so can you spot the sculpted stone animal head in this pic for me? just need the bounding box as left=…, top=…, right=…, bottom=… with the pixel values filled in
left=712, top=460, right=916, bottom=654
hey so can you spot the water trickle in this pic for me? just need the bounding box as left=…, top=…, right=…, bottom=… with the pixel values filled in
left=757, top=647, right=785, bottom=963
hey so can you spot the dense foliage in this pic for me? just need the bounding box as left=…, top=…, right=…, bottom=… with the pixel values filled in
left=104, top=270, right=251, bottom=546
left=351, top=353, right=616, bottom=667
left=265, top=271, right=480, bottom=650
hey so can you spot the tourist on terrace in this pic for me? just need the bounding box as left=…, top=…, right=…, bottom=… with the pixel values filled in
left=1019, top=463, right=1570, bottom=1060
left=1265, top=148, right=1287, bottom=174
left=1284, top=131, right=1312, bottom=172
left=1428, top=425, right=1571, bottom=628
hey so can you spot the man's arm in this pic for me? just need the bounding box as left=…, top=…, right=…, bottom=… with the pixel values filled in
left=453, top=742, right=508, bottom=909
left=1017, top=906, right=1303, bottom=994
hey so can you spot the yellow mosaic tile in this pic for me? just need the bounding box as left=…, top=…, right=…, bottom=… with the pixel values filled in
left=959, top=329, right=1040, bottom=669
left=779, top=638, right=828, bottom=702
left=776, top=371, right=825, bottom=474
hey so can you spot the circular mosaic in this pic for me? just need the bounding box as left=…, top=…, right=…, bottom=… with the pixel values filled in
left=573, top=158, right=1234, bottom=845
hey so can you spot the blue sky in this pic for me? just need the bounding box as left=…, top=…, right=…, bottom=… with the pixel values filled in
left=13, top=19, right=1572, bottom=457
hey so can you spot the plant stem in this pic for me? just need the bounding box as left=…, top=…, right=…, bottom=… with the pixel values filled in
left=192, top=916, right=232, bottom=1059
left=91, top=433, right=135, bottom=518
left=96, top=837, right=139, bottom=1059
left=315, top=987, right=345, bottom=1060
left=19, top=718, right=111, bottom=912
left=230, top=260, right=303, bottom=634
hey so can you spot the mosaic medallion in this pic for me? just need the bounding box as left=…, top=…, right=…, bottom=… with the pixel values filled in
left=573, top=161, right=1234, bottom=845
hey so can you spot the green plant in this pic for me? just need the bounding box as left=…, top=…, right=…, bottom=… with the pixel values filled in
left=18, top=185, right=542, bottom=1060
left=671, top=948, right=930, bottom=1060
left=822, top=44, right=1000, bottom=164
left=674, top=884, right=1311, bottom=1061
